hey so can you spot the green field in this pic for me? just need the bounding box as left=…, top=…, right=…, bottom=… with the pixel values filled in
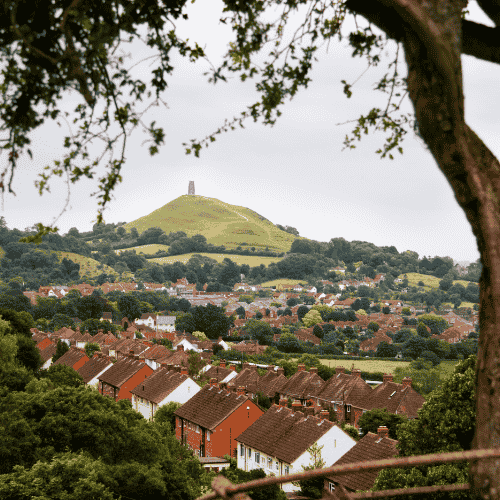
left=260, top=278, right=307, bottom=288
left=115, top=244, right=170, bottom=255
left=399, top=272, right=477, bottom=291
left=123, top=195, right=297, bottom=252
left=149, top=252, right=282, bottom=266
left=56, top=251, right=122, bottom=279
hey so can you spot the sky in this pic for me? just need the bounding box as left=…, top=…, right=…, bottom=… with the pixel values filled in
left=4, top=1, right=498, bottom=264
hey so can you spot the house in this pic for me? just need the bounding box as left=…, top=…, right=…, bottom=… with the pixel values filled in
left=236, top=403, right=357, bottom=493
left=156, top=315, right=176, bottom=333
left=135, top=313, right=157, bottom=329
left=362, top=374, right=425, bottom=420
left=53, top=347, right=90, bottom=371
left=76, top=351, right=114, bottom=388
left=98, top=356, right=153, bottom=401
left=279, top=364, right=325, bottom=406
left=173, top=337, right=202, bottom=353
left=100, top=312, right=113, bottom=323
left=201, top=361, right=238, bottom=385
left=38, top=342, right=57, bottom=369
left=323, top=426, right=398, bottom=498
left=174, top=380, right=264, bottom=458
left=130, top=366, right=201, bottom=420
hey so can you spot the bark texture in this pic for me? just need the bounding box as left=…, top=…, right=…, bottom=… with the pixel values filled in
left=345, top=0, right=500, bottom=498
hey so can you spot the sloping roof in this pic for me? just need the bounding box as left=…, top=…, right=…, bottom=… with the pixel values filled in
left=364, top=381, right=425, bottom=418
left=157, top=316, right=176, bottom=325
left=130, top=367, right=189, bottom=403
left=98, top=357, right=151, bottom=388
left=174, top=384, right=252, bottom=430
left=76, top=354, right=113, bottom=383
left=227, top=365, right=260, bottom=394
left=53, top=347, right=89, bottom=368
left=236, top=405, right=335, bottom=464
left=39, top=343, right=57, bottom=362
left=325, top=432, right=398, bottom=492
left=316, top=372, right=373, bottom=407
left=204, top=365, right=233, bottom=383
left=280, top=369, right=325, bottom=400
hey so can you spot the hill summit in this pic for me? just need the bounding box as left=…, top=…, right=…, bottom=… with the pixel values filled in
left=123, top=195, right=297, bottom=252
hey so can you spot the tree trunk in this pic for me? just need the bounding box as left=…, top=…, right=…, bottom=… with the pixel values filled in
left=345, top=0, right=500, bottom=498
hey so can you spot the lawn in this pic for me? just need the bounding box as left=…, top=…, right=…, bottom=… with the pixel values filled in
left=399, top=272, right=478, bottom=291
left=316, top=358, right=412, bottom=373
left=115, top=244, right=170, bottom=255
left=260, top=278, right=307, bottom=288
left=56, top=251, right=120, bottom=279
left=149, top=252, right=282, bottom=266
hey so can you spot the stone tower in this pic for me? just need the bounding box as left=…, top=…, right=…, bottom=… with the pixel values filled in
left=188, top=181, right=195, bottom=195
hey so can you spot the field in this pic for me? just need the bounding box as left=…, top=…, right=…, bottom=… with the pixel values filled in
left=149, top=252, right=282, bottom=266
left=115, top=244, right=170, bottom=255
left=260, top=278, right=307, bottom=288
left=399, top=272, right=477, bottom=291
left=56, top=251, right=121, bottom=279
left=123, top=194, right=298, bottom=252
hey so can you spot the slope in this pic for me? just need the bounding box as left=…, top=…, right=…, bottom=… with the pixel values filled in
left=122, top=195, right=297, bottom=252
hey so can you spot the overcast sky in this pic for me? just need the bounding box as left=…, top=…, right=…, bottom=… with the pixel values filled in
left=5, top=1, right=498, bottom=264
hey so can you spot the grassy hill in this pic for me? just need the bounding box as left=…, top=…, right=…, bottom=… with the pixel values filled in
left=114, top=244, right=170, bottom=255
left=123, top=195, right=297, bottom=252
left=149, top=252, right=282, bottom=266
left=56, top=252, right=125, bottom=280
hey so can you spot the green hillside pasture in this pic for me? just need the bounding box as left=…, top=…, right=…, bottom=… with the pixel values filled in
left=400, top=272, right=477, bottom=291
left=114, top=244, right=170, bottom=255
left=149, top=252, right=282, bottom=267
left=260, top=278, right=307, bottom=288
left=123, top=195, right=298, bottom=252
left=56, top=251, right=120, bottom=279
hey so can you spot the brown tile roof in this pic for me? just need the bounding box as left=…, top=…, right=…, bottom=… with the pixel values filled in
left=325, top=432, right=398, bottom=491
left=316, top=372, right=373, bottom=407
left=76, top=353, right=114, bottom=384
left=174, top=384, right=255, bottom=430
left=39, top=343, right=57, bottom=362
left=280, top=368, right=325, bottom=400
left=130, top=367, right=190, bottom=403
left=204, top=365, right=233, bottom=383
left=227, top=365, right=260, bottom=394
left=364, top=381, right=425, bottom=418
left=53, top=347, right=89, bottom=368
left=236, top=405, right=335, bottom=464
left=98, top=357, right=151, bottom=388
left=257, top=370, right=288, bottom=398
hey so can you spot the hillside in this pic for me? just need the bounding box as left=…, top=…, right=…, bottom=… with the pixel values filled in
left=56, top=251, right=124, bottom=280
left=123, top=195, right=297, bottom=252
left=149, top=252, right=282, bottom=266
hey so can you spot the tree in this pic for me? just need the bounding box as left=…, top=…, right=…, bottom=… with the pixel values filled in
left=417, top=322, right=431, bottom=338
left=376, top=341, right=398, bottom=358
left=84, top=342, right=101, bottom=359
left=52, top=340, right=69, bottom=363
left=394, top=359, right=442, bottom=396
left=243, top=319, right=274, bottom=345
left=374, top=356, right=476, bottom=495
left=367, top=321, right=380, bottom=333
left=277, top=331, right=301, bottom=353
left=358, top=408, right=408, bottom=440
left=42, top=364, right=84, bottom=388
left=3, top=0, right=500, bottom=493
left=154, top=401, right=182, bottom=432
left=302, top=309, right=322, bottom=328
left=297, top=442, right=326, bottom=499
left=117, top=294, right=142, bottom=322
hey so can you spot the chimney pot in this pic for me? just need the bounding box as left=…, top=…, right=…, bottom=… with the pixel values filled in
left=352, top=369, right=362, bottom=378
left=267, top=364, right=275, bottom=372
left=309, top=367, right=318, bottom=374
left=335, top=366, right=345, bottom=375
left=220, top=359, right=226, bottom=369
left=237, top=386, right=245, bottom=396
left=298, top=363, right=306, bottom=372
left=377, top=426, right=390, bottom=439
left=229, top=364, right=236, bottom=371
left=177, top=344, right=184, bottom=351
left=383, top=373, right=393, bottom=383
left=277, top=367, right=285, bottom=376
left=402, top=377, right=412, bottom=389
left=320, top=409, right=330, bottom=420
left=210, top=378, right=218, bottom=388
left=279, top=397, right=288, bottom=407
left=292, top=399, right=302, bottom=408
left=180, top=366, right=188, bottom=375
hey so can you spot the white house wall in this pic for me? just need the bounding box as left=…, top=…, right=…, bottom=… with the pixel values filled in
left=86, top=365, right=113, bottom=389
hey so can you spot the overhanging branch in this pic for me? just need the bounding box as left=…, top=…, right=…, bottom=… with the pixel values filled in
left=463, top=20, right=500, bottom=64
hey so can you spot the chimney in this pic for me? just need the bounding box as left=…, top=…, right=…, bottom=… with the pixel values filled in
left=383, top=373, right=393, bottom=383
left=237, top=386, right=246, bottom=396
left=279, top=397, right=288, bottom=407
left=298, top=363, right=306, bottom=372
left=210, top=378, right=218, bottom=388
left=352, top=369, right=362, bottom=378
left=309, top=367, right=318, bottom=375
left=229, top=364, right=236, bottom=371
left=160, top=362, right=168, bottom=369
left=177, top=344, right=184, bottom=352
left=377, top=426, right=390, bottom=440
left=167, top=363, right=174, bottom=371
left=320, top=409, right=330, bottom=420
left=220, top=359, right=226, bottom=369
left=402, top=377, right=412, bottom=389
left=292, top=400, right=302, bottom=410
left=180, top=366, right=188, bottom=375
left=242, top=362, right=250, bottom=370
left=336, top=366, right=345, bottom=375
left=277, top=367, right=285, bottom=376
left=129, top=349, right=134, bottom=355
left=267, top=364, right=275, bottom=372
left=174, top=364, right=182, bottom=373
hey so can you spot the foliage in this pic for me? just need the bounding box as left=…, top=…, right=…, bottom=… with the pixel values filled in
left=341, top=424, right=360, bottom=441
left=358, top=408, right=408, bottom=440
left=297, top=442, right=326, bottom=499
left=42, top=364, right=84, bottom=388
left=52, top=340, right=70, bottom=363
left=154, top=401, right=182, bottom=432
left=302, top=309, right=323, bottom=328
left=393, top=359, right=442, bottom=396
left=243, top=319, right=274, bottom=345
left=84, top=342, right=101, bottom=359
left=376, top=341, right=398, bottom=358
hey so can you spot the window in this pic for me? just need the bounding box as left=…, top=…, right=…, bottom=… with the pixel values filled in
left=207, top=431, right=210, bottom=442
left=255, top=452, right=260, bottom=463
left=268, top=457, right=272, bottom=468
left=333, top=403, right=337, bottom=411
left=240, top=444, right=245, bottom=457
left=346, top=405, right=351, bottom=413
left=285, top=465, right=290, bottom=475
left=329, top=482, right=336, bottom=492
left=276, top=461, right=279, bottom=470
left=248, top=449, right=252, bottom=460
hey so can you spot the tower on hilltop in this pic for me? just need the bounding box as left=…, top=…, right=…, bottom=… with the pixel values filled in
left=188, top=181, right=195, bottom=195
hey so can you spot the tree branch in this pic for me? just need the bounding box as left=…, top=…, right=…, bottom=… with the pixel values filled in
left=462, top=20, right=500, bottom=64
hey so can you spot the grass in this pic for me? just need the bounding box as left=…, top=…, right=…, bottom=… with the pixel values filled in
left=399, top=272, right=478, bottom=291
left=260, top=278, right=307, bottom=288
left=115, top=244, right=170, bottom=255
left=56, top=251, right=120, bottom=279
left=149, top=252, right=282, bottom=266
left=315, top=358, right=412, bottom=373
left=122, top=194, right=298, bottom=252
